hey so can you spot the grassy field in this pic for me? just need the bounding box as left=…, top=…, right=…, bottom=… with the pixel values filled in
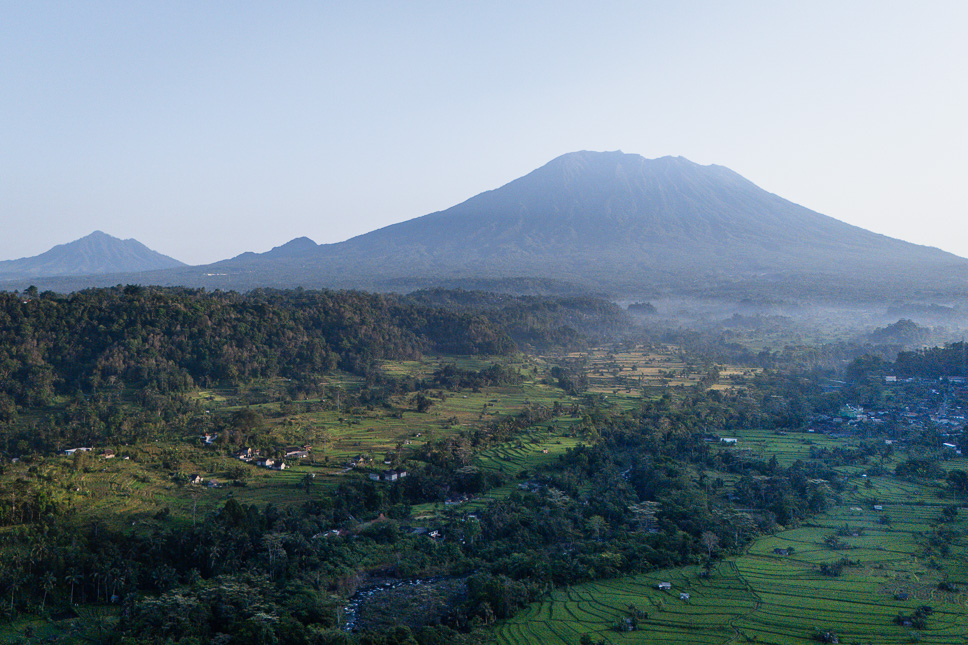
left=571, top=346, right=756, bottom=399
left=0, top=354, right=588, bottom=529
left=12, top=347, right=704, bottom=526
left=717, top=428, right=854, bottom=466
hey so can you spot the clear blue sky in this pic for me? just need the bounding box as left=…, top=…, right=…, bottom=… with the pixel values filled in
left=2, top=1, right=966, bottom=265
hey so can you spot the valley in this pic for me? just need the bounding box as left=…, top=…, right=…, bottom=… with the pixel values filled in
left=1, top=287, right=967, bottom=644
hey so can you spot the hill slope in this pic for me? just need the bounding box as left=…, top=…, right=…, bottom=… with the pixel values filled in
left=0, top=231, right=185, bottom=279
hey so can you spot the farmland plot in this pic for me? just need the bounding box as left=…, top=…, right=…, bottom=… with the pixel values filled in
left=496, top=485, right=968, bottom=645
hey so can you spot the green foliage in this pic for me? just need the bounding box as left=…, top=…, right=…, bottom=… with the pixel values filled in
left=895, top=341, right=968, bottom=378
left=0, top=287, right=514, bottom=412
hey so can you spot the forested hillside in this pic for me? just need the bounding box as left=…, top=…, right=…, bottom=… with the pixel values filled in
left=402, top=289, right=633, bottom=350
left=0, top=287, right=514, bottom=410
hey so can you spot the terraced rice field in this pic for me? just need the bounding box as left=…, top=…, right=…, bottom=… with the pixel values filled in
left=571, top=346, right=757, bottom=399
left=719, top=428, right=850, bottom=466
left=495, top=478, right=968, bottom=645
left=476, top=419, right=583, bottom=477
left=497, top=563, right=759, bottom=645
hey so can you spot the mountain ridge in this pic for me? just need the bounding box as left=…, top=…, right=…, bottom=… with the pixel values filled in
left=3, top=151, right=966, bottom=301
left=0, top=231, right=185, bottom=280
left=266, top=151, right=966, bottom=296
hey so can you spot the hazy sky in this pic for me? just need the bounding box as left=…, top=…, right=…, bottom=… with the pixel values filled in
left=3, top=1, right=967, bottom=265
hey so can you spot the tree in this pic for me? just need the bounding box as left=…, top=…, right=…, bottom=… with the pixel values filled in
left=947, top=469, right=968, bottom=494
left=65, top=569, right=82, bottom=605
left=415, top=393, right=433, bottom=413
left=41, top=571, right=56, bottom=611
left=701, top=530, right=720, bottom=560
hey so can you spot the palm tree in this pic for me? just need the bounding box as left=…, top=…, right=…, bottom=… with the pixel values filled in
left=207, top=544, right=222, bottom=576
left=40, top=571, right=56, bottom=612
left=8, top=576, right=20, bottom=613
left=65, top=569, right=82, bottom=605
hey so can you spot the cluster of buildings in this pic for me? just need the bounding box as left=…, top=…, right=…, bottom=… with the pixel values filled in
left=806, top=379, right=968, bottom=448
left=234, top=445, right=312, bottom=470
left=367, top=469, right=408, bottom=482
left=189, top=474, right=220, bottom=487
left=63, top=447, right=121, bottom=459
left=655, top=581, right=690, bottom=601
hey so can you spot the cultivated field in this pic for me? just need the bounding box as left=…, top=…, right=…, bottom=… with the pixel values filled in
left=495, top=471, right=968, bottom=645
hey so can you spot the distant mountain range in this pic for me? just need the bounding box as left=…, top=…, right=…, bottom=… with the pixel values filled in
left=0, top=231, right=184, bottom=280
left=3, top=151, right=967, bottom=301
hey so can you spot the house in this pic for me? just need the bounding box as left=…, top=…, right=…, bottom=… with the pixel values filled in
left=64, top=447, right=93, bottom=456
left=657, top=582, right=672, bottom=591
left=873, top=505, right=884, bottom=511
left=236, top=448, right=256, bottom=461
left=370, top=469, right=408, bottom=482
left=102, top=450, right=116, bottom=459
left=720, top=437, right=738, bottom=444
left=207, top=479, right=220, bottom=488
left=255, top=458, right=275, bottom=468
left=274, top=462, right=287, bottom=470
left=773, top=548, right=792, bottom=556
left=189, top=474, right=204, bottom=485
left=315, top=529, right=344, bottom=539
left=203, top=434, right=218, bottom=445
left=679, top=593, right=690, bottom=601
left=285, top=448, right=309, bottom=459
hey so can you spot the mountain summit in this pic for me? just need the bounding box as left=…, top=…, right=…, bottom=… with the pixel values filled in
left=219, top=150, right=962, bottom=298
left=0, top=231, right=186, bottom=280
left=5, top=152, right=967, bottom=300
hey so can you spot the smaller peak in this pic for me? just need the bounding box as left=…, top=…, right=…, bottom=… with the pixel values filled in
left=284, top=236, right=317, bottom=247
left=264, top=236, right=318, bottom=258
left=275, top=236, right=317, bottom=250
left=79, top=230, right=133, bottom=244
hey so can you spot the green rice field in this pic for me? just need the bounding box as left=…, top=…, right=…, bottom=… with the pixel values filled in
left=496, top=472, right=968, bottom=645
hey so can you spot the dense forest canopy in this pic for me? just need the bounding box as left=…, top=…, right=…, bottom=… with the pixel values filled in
left=0, top=287, right=639, bottom=414
left=894, top=342, right=968, bottom=378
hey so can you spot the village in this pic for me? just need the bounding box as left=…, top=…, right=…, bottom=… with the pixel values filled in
left=803, top=376, right=968, bottom=455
